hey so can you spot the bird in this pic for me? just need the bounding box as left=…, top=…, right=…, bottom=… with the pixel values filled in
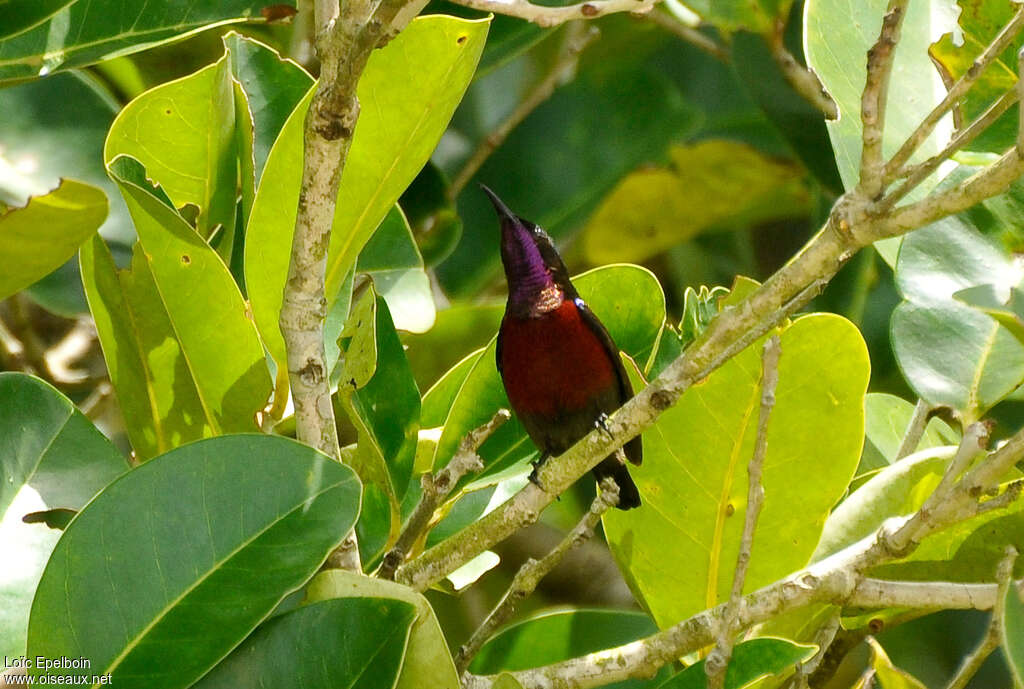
left=484, top=184, right=642, bottom=510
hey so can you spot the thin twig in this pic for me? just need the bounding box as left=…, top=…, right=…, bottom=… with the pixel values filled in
left=4, top=295, right=50, bottom=378
left=787, top=613, right=840, bottom=689
left=881, top=88, right=1019, bottom=210
left=377, top=410, right=511, bottom=581
left=447, top=0, right=659, bottom=28
left=706, top=336, right=782, bottom=689
left=858, top=0, right=909, bottom=199
left=641, top=9, right=728, bottom=62
left=884, top=4, right=1024, bottom=181
left=944, top=546, right=1019, bottom=689
left=766, top=18, right=838, bottom=119
left=894, top=399, right=932, bottom=460
left=454, top=478, right=620, bottom=675
left=449, top=23, right=597, bottom=199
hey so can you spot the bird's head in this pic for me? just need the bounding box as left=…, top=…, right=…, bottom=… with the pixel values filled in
left=482, top=185, right=572, bottom=315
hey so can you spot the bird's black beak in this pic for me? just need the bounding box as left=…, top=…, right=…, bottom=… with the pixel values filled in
left=480, top=184, right=517, bottom=224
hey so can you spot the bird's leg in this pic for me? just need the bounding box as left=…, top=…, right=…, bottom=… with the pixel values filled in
left=528, top=453, right=550, bottom=488
left=595, top=412, right=615, bottom=440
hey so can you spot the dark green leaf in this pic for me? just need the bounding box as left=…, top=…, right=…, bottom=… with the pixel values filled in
left=28, top=434, right=361, bottom=689
left=0, top=0, right=76, bottom=41
left=192, top=598, right=415, bottom=689
left=955, top=284, right=1024, bottom=346
left=0, top=373, right=127, bottom=657
left=223, top=31, right=312, bottom=224
left=0, top=0, right=286, bottom=83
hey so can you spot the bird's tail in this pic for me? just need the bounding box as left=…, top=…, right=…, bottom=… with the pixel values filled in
left=593, top=455, right=641, bottom=510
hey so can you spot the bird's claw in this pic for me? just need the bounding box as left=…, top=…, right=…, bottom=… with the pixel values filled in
left=595, top=413, right=614, bottom=439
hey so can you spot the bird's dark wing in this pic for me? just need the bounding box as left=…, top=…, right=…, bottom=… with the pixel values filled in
left=573, top=298, right=642, bottom=466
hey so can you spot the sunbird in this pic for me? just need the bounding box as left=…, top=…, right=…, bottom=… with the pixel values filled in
left=485, top=185, right=642, bottom=510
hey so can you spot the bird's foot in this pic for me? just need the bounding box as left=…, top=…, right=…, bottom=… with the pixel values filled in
left=528, top=454, right=550, bottom=491
left=595, top=413, right=615, bottom=440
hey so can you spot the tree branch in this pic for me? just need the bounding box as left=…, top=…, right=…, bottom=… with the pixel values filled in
left=447, top=0, right=659, bottom=28
left=883, top=3, right=1024, bottom=181
left=944, top=546, right=1019, bottom=689
left=706, top=336, right=781, bottom=689
left=378, top=410, right=510, bottom=581
left=280, top=0, right=429, bottom=572
left=459, top=424, right=1024, bottom=689
left=766, top=18, right=837, bottom=119
left=894, top=399, right=932, bottom=460
left=455, top=478, right=620, bottom=675
left=858, top=0, right=908, bottom=199
left=641, top=9, right=728, bottom=62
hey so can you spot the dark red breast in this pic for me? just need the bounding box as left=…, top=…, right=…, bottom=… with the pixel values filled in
left=499, top=300, right=618, bottom=418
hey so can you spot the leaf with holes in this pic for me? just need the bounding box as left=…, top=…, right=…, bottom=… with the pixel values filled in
left=27, top=434, right=360, bottom=689
left=81, top=156, right=270, bottom=459
left=0, top=179, right=107, bottom=301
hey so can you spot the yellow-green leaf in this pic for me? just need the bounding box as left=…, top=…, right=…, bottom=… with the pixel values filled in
left=605, top=314, right=869, bottom=627
left=245, top=15, right=489, bottom=369
left=0, top=179, right=106, bottom=300
left=583, top=141, right=809, bottom=265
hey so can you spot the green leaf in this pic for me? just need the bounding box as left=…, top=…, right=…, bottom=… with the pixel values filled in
left=223, top=32, right=313, bottom=225
left=81, top=156, right=270, bottom=459
left=405, top=303, right=504, bottom=392
left=860, top=393, right=959, bottom=474
left=427, top=265, right=665, bottom=486
left=654, top=637, right=816, bottom=688
left=816, top=446, right=1024, bottom=593
left=581, top=141, right=809, bottom=265
left=27, top=434, right=361, bottom=689
left=0, top=0, right=284, bottom=83
left=605, top=314, right=869, bottom=628
left=0, top=179, right=106, bottom=300
left=469, top=609, right=668, bottom=689
left=892, top=214, right=1024, bottom=421
left=956, top=284, right=1024, bottom=346
left=245, top=14, right=488, bottom=369
left=306, top=569, right=459, bottom=689
left=0, top=0, right=75, bottom=41
left=1004, top=573, right=1024, bottom=687
left=930, top=0, right=1023, bottom=154
left=105, top=56, right=238, bottom=261
left=865, top=638, right=927, bottom=689
left=0, top=373, right=127, bottom=657
left=682, top=0, right=793, bottom=33
left=814, top=447, right=953, bottom=561
left=192, top=598, right=416, bottom=689
left=0, top=70, right=131, bottom=315
left=336, top=292, right=422, bottom=564
left=357, top=205, right=436, bottom=334
left=437, top=65, right=700, bottom=297
left=399, top=161, right=464, bottom=267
